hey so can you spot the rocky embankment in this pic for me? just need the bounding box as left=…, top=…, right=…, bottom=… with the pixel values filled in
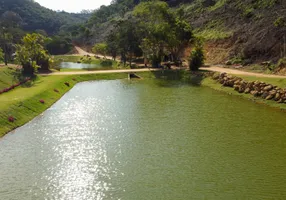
left=212, top=73, right=286, bottom=104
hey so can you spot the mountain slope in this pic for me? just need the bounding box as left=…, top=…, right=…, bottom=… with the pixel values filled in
left=181, top=0, right=286, bottom=63
left=85, top=0, right=286, bottom=64
left=0, top=0, right=90, bottom=34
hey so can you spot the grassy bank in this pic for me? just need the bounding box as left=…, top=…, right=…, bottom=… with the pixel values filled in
left=0, top=66, right=28, bottom=91
left=0, top=71, right=133, bottom=137
left=201, top=75, right=286, bottom=111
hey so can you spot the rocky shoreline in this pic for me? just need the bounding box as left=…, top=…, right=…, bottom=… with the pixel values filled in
left=212, top=72, right=286, bottom=104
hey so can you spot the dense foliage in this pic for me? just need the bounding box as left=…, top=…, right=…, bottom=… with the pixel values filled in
left=0, top=0, right=90, bottom=34
left=189, top=39, right=205, bottom=71
left=16, top=33, right=52, bottom=74
left=92, top=43, right=108, bottom=58
left=45, top=37, right=73, bottom=55
left=92, top=1, right=193, bottom=67
left=0, top=47, right=3, bottom=62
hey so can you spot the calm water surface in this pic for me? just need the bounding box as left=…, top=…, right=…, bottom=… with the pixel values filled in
left=60, top=62, right=108, bottom=69
left=0, top=79, right=286, bottom=199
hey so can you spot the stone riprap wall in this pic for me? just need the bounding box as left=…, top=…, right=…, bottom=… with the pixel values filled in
left=212, top=73, right=286, bottom=104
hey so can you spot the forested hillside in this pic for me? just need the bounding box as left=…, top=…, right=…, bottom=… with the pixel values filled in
left=1, top=0, right=286, bottom=66
left=0, top=0, right=90, bottom=34
left=83, top=0, right=286, bottom=64
left=0, top=0, right=91, bottom=61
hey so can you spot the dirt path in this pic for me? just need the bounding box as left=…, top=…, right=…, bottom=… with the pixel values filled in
left=74, top=46, right=94, bottom=56
left=41, top=68, right=160, bottom=76
left=74, top=46, right=114, bottom=60
left=201, top=66, right=286, bottom=79
left=63, top=46, right=286, bottom=79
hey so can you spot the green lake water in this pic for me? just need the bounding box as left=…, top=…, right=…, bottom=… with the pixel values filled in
left=0, top=79, right=285, bottom=199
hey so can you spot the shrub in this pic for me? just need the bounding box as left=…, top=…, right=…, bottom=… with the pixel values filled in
left=274, top=17, right=285, bottom=27
left=0, top=48, right=4, bottom=62
left=64, top=82, right=70, bottom=87
left=0, top=77, right=31, bottom=95
left=100, top=60, right=113, bottom=67
left=189, top=39, right=205, bottom=71
left=54, top=89, right=59, bottom=93
left=39, top=99, right=45, bottom=104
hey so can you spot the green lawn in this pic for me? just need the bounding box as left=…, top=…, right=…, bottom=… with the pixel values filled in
left=238, top=75, right=286, bottom=89
left=0, top=66, right=29, bottom=91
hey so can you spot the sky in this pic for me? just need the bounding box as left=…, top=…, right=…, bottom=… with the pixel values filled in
left=34, top=0, right=112, bottom=13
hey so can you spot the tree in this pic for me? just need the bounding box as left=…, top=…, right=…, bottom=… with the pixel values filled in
left=15, top=33, right=52, bottom=74
left=0, top=11, right=21, bottom=65
left=92, top=43, right=108, bottom=58
left=189, top=38, right=205, bottom=71
left=133, top=1, right=193, bottom=67
left=133, top=1, right=171, bottom=67
left=46, top=36, right=73, bottom=55
left=107, top=18, right=142, bottom=66
left=0, top=32, right=13, bottom=65
left=0, top=48, right=4, bottom=62
left=106, top=31, right=119, bottom=60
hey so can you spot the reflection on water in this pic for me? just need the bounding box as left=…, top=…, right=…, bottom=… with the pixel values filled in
left=0, top=80, right=286, bottom=199
left=60, top=62, right=106, bottom=69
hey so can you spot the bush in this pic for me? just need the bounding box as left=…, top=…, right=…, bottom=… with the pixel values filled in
left=274, top=17, right=285, bottom=27
left=278, top=57, right=286, bottom=66
left=189, top=41, right=205, bottom=71
left=0, top=48, right=4, bottom=62
left=46, top=37, right=73, bottom=55
left=100, top=60, right=113, bottom=67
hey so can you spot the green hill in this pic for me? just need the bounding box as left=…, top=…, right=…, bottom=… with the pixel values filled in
left=0, top=0, right=90, bottom=34
left=84, top=0, right=286, bottom=64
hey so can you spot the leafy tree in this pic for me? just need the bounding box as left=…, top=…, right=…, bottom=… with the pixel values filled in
left=133, top=1, right=192, bottom=67
left=92, top=43, right=108, bottom=57
left=107, top=18, right=142, bottom=66
left=0, top=11, right=22, bottom=65
left=133, top=1, right=171, bottom=67
left=106, top=31, right=119, bottom=60
left=189, top=39, right=205, bottom=71
left=0, top=32, right=13, bottom=65
left=46, top=36, right=73, bottom=55
left=0, top=48, right=4, bottom=62
left=16, top=33, right=52, bottom=74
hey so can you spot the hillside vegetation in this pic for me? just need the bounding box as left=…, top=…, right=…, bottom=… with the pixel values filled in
left=1, top=0, right=286, bottom=68
left=0, top=0, right=90, bottom=34
left=82, top=0, right=286, bottom=65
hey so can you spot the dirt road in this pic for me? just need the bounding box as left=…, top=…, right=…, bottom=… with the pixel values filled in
left=201, top=66, right=286, bottom=79
left=42, top=68, right=160, bottom=76
left=74, top=46, right=114, bottom=60
left=74, top=46, right=94, bottom=56
left=61, top=46, right=286, bottom=79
